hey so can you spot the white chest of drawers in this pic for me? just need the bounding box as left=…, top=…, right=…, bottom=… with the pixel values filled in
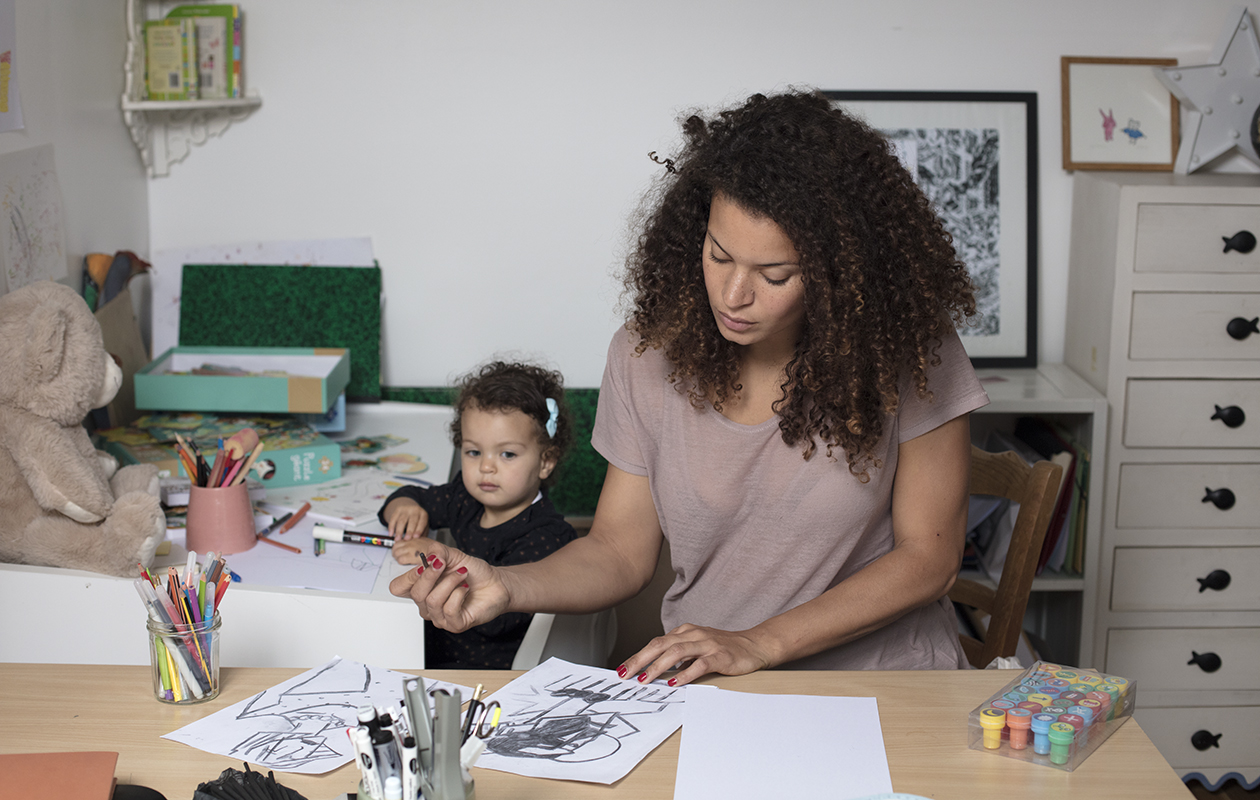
left=1065, top=172, right=1260, bottom=788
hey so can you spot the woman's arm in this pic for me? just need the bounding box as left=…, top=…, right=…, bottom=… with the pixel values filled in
left=621, top=413, right=971, bottom=685
left=388, top=464, right=665, bottom=632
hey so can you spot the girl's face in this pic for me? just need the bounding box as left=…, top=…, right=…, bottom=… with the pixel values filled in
left=701, top=194, right=805, bottom=357
left=459, top=405, right=555, bottom=526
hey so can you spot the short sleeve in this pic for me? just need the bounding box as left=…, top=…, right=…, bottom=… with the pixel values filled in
left=591, top=328, right=650, bottom=477
left=897, top=329, right=990, bottom=443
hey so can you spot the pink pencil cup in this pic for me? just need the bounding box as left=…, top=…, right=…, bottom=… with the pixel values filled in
left=186, top=482, right=257, bottom=554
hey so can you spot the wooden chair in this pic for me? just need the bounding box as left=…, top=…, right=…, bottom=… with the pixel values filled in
left=950, top=445, right=1064, bottom=669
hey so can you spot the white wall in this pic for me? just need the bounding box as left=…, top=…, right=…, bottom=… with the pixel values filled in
left=146, top=0, right=1258, bottom=387
left=0, top=0, right=148, bottom=284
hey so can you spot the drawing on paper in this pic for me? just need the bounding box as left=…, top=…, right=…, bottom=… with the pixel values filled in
left=1, top=157, right=65, bottom=292
left=486, top=671, right=683, bottom=763
left=228, top=659, right=382, bottom=769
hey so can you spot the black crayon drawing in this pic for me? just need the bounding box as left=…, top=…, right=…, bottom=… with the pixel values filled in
left=228, top=660, right=384, bottom=769
left=486, top=671, right=682, bottom=763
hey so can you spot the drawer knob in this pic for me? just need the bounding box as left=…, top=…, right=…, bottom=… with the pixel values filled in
left=1222, top=230, right=1257, bottom=253
left=1202, top=487, right=1236, bottom=510
left=1226, top=316, right=1259, bottom=340
left=1191, top=730, right=1223, bottom=751
left=1196, top=569, right=1232, bottom=592
left=1187, top=650, right=1223, bottom=672
left=1211, top=404, right=1246, bottom=428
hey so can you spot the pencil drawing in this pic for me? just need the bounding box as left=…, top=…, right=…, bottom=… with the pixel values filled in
left=485, top=672, right=683, bottom=763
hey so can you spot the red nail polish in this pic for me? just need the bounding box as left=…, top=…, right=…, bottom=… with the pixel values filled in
left=636, top=672, right=647, bottom=683
left=416, top=566, right=424, bottom=574
left=430, top=557, right=443, bottom=569
left=668, top=678, right=677, bottom=687
left=456, top=566, right=468, bottom=575
left=616, top=665, right=627, bottom=678
left=461, top=582, right=469, bottom=589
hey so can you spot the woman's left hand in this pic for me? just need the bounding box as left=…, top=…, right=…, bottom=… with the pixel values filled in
left=616, top=623, right=775, bottom=687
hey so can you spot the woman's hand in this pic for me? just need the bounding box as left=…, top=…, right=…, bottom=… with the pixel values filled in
left=388, top=540, right=510, bottom=633
left=383, top=497, right=429, bottom=539
left=615, top=623, right=776, bottom=687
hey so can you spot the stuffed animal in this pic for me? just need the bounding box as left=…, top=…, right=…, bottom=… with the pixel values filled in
left=0, top=280, right=165, bottom=577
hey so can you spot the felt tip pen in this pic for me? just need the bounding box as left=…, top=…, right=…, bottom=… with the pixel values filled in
left=312, top=524, right=396, bottom=548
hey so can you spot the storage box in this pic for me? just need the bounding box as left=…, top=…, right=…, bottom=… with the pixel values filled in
left=967, top=660, right=1135, bottom=772
left=98, top=413, right=342, bottom=489
left=135, top=347, right=350, bottom=415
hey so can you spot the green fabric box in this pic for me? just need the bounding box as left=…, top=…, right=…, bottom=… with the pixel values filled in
left=136, top=347, right=350, bottom=414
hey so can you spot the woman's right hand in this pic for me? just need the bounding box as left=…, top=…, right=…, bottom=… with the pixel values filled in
left=388, top=540, right=511, bottom=633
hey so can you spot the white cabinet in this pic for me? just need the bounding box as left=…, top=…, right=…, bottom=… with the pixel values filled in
left=122, top=0, right=262, bottom=177
left=1065, top=171, right=1260, bottom=787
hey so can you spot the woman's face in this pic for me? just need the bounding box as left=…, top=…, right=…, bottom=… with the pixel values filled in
left=701, top=194, right=805, bottom=355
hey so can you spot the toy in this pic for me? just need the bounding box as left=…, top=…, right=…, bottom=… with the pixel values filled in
left=0, top=281, right=165, bottom=577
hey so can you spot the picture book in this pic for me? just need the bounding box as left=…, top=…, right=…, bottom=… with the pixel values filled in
left=165, top=4, right=242, bottom=98
left=144, top=18, right=198, bottom=100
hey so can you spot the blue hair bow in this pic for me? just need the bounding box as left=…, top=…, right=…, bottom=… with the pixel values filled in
left=545, top=398, right=559, bottom=438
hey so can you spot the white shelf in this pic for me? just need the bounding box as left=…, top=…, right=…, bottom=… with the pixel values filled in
left=121, top=0, right=262, bottom=177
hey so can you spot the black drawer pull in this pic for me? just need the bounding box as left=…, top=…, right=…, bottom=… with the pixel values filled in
left=1226, top=316, right=1259, bottom=340
left=1191, top=730, right=1223, bottom=751
left=1202, top=487, right=1236, bottom=510
left=1187, top=651, right=1222, bottom=672
left=1222, top=230, right=1257, bottom=253
left=1196, top=569, right=1231, bottom=592
left=1211, top=405, right=1246, bottom=428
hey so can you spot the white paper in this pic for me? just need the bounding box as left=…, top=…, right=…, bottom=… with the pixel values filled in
left=263, top=468, right=427, bottom=529
left=0, top=144, right=65, bottom=293
left=674, top=686, right=892, bottom=800
left=149, top=237, right=376, bottom=359
left=164, top=516, right=388, bottom=595
left=475, top=657, right=685, bottom=784
left=163, top=656, right=472, bottom=774
left=0, top=0, right=24, bottom=134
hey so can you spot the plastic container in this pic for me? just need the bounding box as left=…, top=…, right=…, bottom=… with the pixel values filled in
left=966, top=660, right=1135, bottom=771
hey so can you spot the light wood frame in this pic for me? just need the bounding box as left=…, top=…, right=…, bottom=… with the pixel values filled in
left=1061, top=56, right=1179, bottom=171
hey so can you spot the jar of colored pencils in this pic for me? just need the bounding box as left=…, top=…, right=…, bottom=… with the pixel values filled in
left=147, top=612, right=221, bottom=704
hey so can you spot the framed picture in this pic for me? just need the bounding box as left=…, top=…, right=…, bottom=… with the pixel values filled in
left=1061, top=56, right=1179, bottom=171
left=823, top=91, right=1038, bottom=368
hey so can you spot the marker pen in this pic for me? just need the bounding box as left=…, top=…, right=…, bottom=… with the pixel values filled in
left=313, top=524, right=396, bottom=548
left=352, top=727, right=384, bottom=800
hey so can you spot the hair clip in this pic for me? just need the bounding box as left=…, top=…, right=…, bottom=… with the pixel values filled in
left=648, top=151, right=677, bottom=174
left=545, top=398, right=559, bottom=439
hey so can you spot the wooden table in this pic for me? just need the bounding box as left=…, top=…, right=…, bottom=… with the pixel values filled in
left=0, top=665, right=1190, bottom=799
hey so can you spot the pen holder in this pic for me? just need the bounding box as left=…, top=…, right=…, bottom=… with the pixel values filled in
left=186, top=482, right=256, bottom=554
left=147, top=612, right=221, bottom=704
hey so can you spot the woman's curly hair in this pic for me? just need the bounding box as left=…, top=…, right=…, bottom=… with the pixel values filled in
left=451, top=360, right=572, bottom=489
left=623, top=89, right=977, bottom=478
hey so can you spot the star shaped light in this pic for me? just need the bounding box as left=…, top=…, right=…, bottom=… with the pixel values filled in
left=1156, top=6, right=1260, bottom=172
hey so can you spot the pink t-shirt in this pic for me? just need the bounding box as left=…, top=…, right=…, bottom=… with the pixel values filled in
left=592, top=326, right=990, bottom=670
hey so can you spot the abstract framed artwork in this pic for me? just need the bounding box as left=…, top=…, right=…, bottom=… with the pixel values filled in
left=1061, top=56, right=1179, bottom=171
left=824, top=91, right=1039, bottom=368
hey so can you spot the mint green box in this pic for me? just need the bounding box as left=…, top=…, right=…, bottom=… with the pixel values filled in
left=135, top=347, right=351, bottom=414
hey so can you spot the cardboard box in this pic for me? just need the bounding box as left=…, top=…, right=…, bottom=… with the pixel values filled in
left=98, top=413, right=342, bottom=489
left=135, top=347, right=350, bottom=415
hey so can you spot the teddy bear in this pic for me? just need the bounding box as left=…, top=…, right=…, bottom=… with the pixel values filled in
left=0, top=280, right=165, bottom=578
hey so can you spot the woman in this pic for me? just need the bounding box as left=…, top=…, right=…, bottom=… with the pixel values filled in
left=391, top=89, right=989, bottom=684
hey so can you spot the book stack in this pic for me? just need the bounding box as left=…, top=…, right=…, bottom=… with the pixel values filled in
left=967, top=417, right=1092, bottom=583
left=144, top=4, right=243, bottom=101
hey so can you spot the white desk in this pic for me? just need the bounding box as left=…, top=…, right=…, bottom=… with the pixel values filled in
left=0, top=402, right=454, bottom=667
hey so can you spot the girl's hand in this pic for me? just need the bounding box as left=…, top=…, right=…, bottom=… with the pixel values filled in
left=388, top=540, right=511, bottom=633
left=616, top=623, right=775, bottom=687
left=383, top=498, right=429, bottom=539
left=392, top=537, right=432, bottom=565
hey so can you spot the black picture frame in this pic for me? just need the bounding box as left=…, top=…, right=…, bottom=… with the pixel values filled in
left=823, top=90, right=1039, bottom=368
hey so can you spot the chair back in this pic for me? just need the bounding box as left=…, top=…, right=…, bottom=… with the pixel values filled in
left=950, top=445, right=1064, bottom=669
left=511, top=609, right=619, bottom=670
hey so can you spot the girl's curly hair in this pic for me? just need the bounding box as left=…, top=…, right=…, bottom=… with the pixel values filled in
left=623, top=89, right=977, bottom=478
left=451, top=360, right=572, bottom=488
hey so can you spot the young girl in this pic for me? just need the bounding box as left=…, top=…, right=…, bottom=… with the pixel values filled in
left=379, top=360, right=576, bottom=668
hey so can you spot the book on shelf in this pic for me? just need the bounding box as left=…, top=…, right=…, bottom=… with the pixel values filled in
left=1013, top=416, right=1090, bottom=577
left=165, top=4, right=243, bottom=99
left=144, top=18, right=199, bottom=101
